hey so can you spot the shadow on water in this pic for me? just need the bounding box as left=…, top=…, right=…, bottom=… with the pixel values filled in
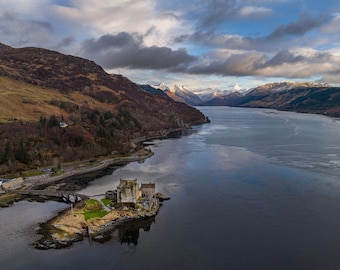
left=142, top=128, right=201, bottom=147
left=92, top=216, right=156, bottom=246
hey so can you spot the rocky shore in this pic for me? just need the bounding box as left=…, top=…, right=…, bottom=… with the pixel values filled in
left=35, top=193, right=169, bottom=249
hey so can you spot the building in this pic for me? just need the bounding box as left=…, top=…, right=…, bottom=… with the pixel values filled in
left=59, top=122, right=68, bottom=128
left=105, top=190, right=117, bottom=201
left=116, top=179, right=156, bottom=209
left=117, top=179, right=140, bottom=204
left=140, top=183, right=156, bottom=199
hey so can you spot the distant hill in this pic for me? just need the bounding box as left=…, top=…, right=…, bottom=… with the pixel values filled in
left=195, top=83, right=243, bottom=102
left=201, top=82, right=340, bottom=117
left=138, top=84, right=171, bottom=99
left=0, top=43, right=208, bottom=173
left=151, top=83, right=202, bottom=106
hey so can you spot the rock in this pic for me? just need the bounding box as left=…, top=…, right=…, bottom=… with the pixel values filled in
left=156, top=192, right=170, bottom=201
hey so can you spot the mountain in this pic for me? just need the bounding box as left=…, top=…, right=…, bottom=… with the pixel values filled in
left=169, top=85, right=203, bottom=106
left=151, top=83, right=202, bottom=106
left=138, top=84, right=170, bottom=98
left=0, top=44, right=208, bottom=173
left=201, top=81, right=340, bottom=116
left=196, top=90, right=231, bottom=103
left=202, top=92, right=243, bottom=106
left=196, top=83, right=244, bottom=102
left=151, top=82, right=170, bottom=92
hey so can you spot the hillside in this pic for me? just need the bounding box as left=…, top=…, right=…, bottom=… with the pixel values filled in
left=0, top=44, right=208, bottom=174
left=201, top=82, right=340, bottom=117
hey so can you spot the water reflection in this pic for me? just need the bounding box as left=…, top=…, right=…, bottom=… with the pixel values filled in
left=92, top=216, right=155, bottom=246
left=117, top=217, right=155, bottom=245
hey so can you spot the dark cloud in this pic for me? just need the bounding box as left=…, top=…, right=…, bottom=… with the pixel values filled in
left=81, top=33, right=142, bottom=53
left=267, top=13, right=332, bottom=40
left=55, top=36, right=75, bottom=49
left=186, top=50, right=333, bottom=77
left=254, top=50, right=305, bottom=68
left=79, top=32, right=197, bottom=70
left=256, top=50, right=332, bottom=70
left=199, top=0, right=238, bottom=27
left=188, top=52, right=263, bottom=76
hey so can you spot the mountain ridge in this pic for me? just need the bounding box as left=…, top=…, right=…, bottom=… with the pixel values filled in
left=0, top=44, right=208, bottom=173
left=150, top=83, right=203, bottom=106
left=201, top=82, right=340, bottom=116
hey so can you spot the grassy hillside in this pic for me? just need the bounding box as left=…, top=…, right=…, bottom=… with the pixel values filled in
left=0, top=44, right=208, bottom=174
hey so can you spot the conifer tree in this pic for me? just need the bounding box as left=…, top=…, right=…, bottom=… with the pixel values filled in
left=15, top=140, right=30, bottom=164
left=1, top=141, right=13, bottom=164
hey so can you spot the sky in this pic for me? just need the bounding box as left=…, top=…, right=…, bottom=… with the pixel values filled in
left=1, top=0, right=340, bottom=92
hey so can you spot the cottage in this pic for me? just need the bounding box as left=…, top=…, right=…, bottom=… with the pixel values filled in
left=59, top=122, right=68, bottom=128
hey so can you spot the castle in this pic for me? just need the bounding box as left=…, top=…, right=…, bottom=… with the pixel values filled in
left=106, top=179, right=157, bottom=210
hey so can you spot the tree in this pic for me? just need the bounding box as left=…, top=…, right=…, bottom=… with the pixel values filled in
left=1, top=141, right=13, bottom=164
left=15, top=140, right=30, bottom=164
left=74, top=135, right=85, bottom=147
left=39, top=115, right=47, bottom=126
left=47, top=115, right=59, bottom=128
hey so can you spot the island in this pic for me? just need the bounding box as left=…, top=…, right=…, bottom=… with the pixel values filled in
left=35, top=178, right=169, bottom=249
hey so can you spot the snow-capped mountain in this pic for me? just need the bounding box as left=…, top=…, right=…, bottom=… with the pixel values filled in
left=200, top=81, right=340, bottom=117
left=195, top=83, right=245, bottom=102
left=151, top=83, right=203, bottom=106
left=250, top=81, right=329, bottom=94
left=152, top=82, right=170, bottom=92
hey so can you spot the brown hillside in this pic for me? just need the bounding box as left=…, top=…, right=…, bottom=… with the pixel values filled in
left=0, top=44, right=208, bottom=173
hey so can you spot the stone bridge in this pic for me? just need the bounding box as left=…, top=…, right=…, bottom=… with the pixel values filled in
left=11, top=189, right=89, bottom=203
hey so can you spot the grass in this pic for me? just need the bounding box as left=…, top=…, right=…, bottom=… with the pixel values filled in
left=83, top=208, right=109, bottom=221
left=22, top=171, right=45, bottom=178
left=0, top=76, right=105, bottom=123
left=85, top=199, right=101, bottom=210
left=83, top=198, right=109, bottom=220
left=101, top=198, right=112, bottom=207
left=0, top=193, right=22, bottom=205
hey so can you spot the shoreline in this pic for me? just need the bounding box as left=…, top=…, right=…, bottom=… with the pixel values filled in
left=1, top=126, right=194, bottom=203
left=0, top=125, right=197, bottom=248
left=34, top=192, right=168, bottom=250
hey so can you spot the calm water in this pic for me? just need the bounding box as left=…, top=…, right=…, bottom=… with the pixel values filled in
left=1, top=107, right=340, bottom=270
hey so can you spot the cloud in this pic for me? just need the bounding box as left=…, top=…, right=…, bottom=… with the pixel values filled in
left=187, top=51, right=264, bottom=76
left=51, top=0, right=188, bottom=47
left=79, top=33, right=197, bottom=70
left=198, top=0, right=238, bottom=27
left=267, top=13, right=332, bottom=40
left=55, top=36, right=76, bottom=49
left=174, top=12, right=333, bottom=53
left=0, top=0, right=339, bottom=88
left=319, top=73, right=340, bottom=84
left=176, top=1, right=274, bottom=29
left=254, top=50, right=306, bottom=68
left=0, top=11, right=55, bottom=47
left=238, top=6, right=274, bottom=18
left=186, top=49, right=337, bottom=78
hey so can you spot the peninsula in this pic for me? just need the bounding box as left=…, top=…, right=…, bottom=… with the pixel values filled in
left=35, top=178, right=169, bottom=249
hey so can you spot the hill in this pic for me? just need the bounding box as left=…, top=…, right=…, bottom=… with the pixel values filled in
left=201, top=82, right=340, bottom=117
left=0, top=44, right=208, bottom=174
